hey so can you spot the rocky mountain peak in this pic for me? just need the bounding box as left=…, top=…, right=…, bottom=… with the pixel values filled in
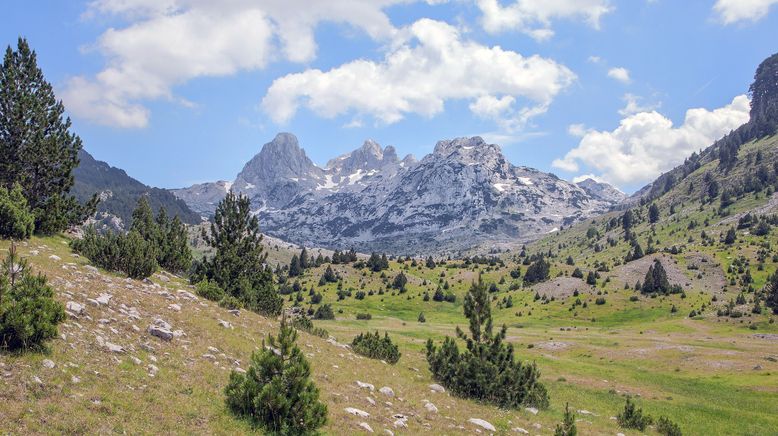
left=575, top=178, right=627, bottom=204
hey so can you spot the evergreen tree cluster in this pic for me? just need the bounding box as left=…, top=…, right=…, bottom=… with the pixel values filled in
left=640, top=259, right=682, bottom=295
left=523, top=257, right=550, bottom=285
left=192, top=192, right=281, bottom=317
left=351, top=331, right=401, bottom=364
left=0, top=243, right=65, bottom=351
left=0, top=38, right=97, bottom=236
left=225, top=317, right=327, bottom=435
left=366, top=252, right=390, bottom=272
left=426, top=278, right=549, bottom=409
left=330, top=249, right=357, bottom=264
left=71, top=197, right=192, bottom=279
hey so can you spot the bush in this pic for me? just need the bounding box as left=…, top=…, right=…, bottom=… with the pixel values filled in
left=0, top=184, right=35, bottom=239
left=313, top=304, right=335, bottom=320
left=219, top=295, right=242, bottom=310
left=356, top=312, right=372, bottom=320
left=657, top=416, right=682, bottom=436
left=225, top=317, right=327, bottom=434
left=196, top=279, right=225, bottom=301
left=351, top=331, right=401, bottom=364
left=71, top=227, right=158, bottom=280
left=0, top=244, right=65, bottom=351
left=291, top=315, right=329, bottom=338
left=595, top=297, right=606, bottom=305
left=418, top=312, right=426, bottom=323
left=617, top=397, right=653, bottom=431
left=426, top=278, right=549, bottom=409
left=524, top=257, right=550, bottom=284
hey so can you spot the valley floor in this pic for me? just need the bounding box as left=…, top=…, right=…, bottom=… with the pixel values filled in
left=1, top=236, right=777, bottom=435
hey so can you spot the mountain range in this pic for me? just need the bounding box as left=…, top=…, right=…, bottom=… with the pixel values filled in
left=172, top=134, right=625, bottom=254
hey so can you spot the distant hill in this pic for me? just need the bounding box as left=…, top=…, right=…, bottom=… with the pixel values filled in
left=71, top=149, right=201, bottom=229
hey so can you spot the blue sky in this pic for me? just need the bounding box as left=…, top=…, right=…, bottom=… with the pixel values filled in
left=2, top=1, right=777, bottom=193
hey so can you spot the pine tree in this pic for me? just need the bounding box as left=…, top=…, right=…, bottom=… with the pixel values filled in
left=0, top=38, right=96, bottom=234
left=724, top=227, right=737, bottom=245
left=130, top=196, right=157, bottom=243
left=299, top=247, right=309, bottom=270
left=426, top=277, right=549, bottom=409
left=641, top=259, right=670, bottom=294
left=766, top=271, right=778, bottom=314
left=0, top=243, right=65, bottom=351
left=225, top=316, right=327, bottom=434
left=0, top=183, right=35, bottom=239
left=201, top=191, right=281, bottom=316
left=554, top=403, right=577, bottom=436
left=158, top=215, right=192, bottom=274
left=289, top=254, right=302, bottom=277
left=649, top=203, right=660, bottom=223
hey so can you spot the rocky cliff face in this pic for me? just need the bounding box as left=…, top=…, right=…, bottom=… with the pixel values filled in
left=173, top=133, right=621, bottom=254
left=576, top=178, right=627, bottom=204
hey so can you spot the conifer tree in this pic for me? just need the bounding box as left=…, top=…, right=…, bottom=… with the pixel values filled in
left=299, top=248, right=309, bottom=269
left=201, top=191, right=281, bottom=316
left=641, top=258, right=670, bottom=294
left=554, top=403, right=577, bottom=436
left=648, top=203, right=660, bottom=223
left=289, top=254, right=302, bottom=277
left=130, top=196, right=157, bottom=242
left=225, top=316, right=327, bottom=434
left=0, top=38, right=96, bottom=234
left=426, top=277, right=549, bottom=409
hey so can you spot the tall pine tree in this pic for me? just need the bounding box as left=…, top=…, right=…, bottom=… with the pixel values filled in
left=0, top=38, right=96, bottom=234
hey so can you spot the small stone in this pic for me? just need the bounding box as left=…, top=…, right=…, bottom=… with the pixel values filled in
left=379, top=386, right=394, bottom=397
left=105, top=342, right=124, bottom=353
left=42, top=359, right=55, bottom=369
left=148, top=325, right=174, bottom=341
left=218, top=320, right=233, bottom=329
left=84, top=265, right=99, bottom=273
left=176, top=290, right=198, bottom=301
left=66, top=301, right=84, bottom=315
left=345, top=407, right=370, bottom=418
left=228, top=309, right=240, bottom=316
left=130, top=356, right=142, bottom=365
left=202, top=354, right=216, bottom=360
left=32, top=376, right=43, bottom=385
left=429, top=383, right=445, bottom=393
left=96, top=294, right=112, bottom=306
left=356, top=380, right=375, bottom=391
left=359, top=422, right=374, bottom=433
left=168, top=304, right=181, bottom=312
left=512, top=428, right=529, bottom=434
left=234, top=367, right=246, bottom=374
left=366, top=397, right=376, bottom=405
left=49, top=255, right=61, bottom=261
left=71, top=375, right=81, bottom=384
left=424, top=402, right=438, bottom=413
left=468, top=418, right=496, bottom=432
left=525, top=407, right=539, bottom=415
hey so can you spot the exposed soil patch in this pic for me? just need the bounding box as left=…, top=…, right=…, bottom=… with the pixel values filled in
left=532, top=277, right=590, bottom=299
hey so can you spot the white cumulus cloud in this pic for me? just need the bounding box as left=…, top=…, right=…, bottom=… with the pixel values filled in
left=607, top=67, right=631, bottom=84
left=262, top=19, right=576, bottom=128
left=476, top=0, right=613, bottom=40
left=63, top=0, right=424, bottom=127
left=714, top=0, right=778, bottom=24
left=552, top=95, right=751, bottom=187
left=618, top=93, right=660, bottom=116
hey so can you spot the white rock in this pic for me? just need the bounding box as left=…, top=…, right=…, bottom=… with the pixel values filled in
left=153, top=318, right=172, bottom=330
left=218, top=320, right=233, bottom=329
left=234, top=367, right=247, bottom=374
left=148, top=325, right=174, bottom=341
left=176, top=290, right=198, bottom=301
left=71, top=375, right=81, bottom=384
left=468, top=418, right=496, bottom=432
left=356, top=380, right=375, bottom=391
left=379, top=386, right=394, bottom=397
left=130, top=356, right=142, bottom=365
left=424, top=402, right=438, bottom=413
left=578, top=409, right=595, bottom=416
left=345, top=407, right=370, bottom=418
left=429, top=383, right=445, bottom=393
left=66, top=301, right=84, bottom=315
left=105, top=342, right=124, bottom=353
left=42, top=359, right=55, bottom=369
left=96, top=294, right=112, bottom=306
left=366, top=397, right=376, bottom=405
left=228, top=309, right=240, bottom=316
left=208, top=346, right=219, bottom=353
left=85, top=265, right=99, bottom=273
left=525, top=407, right=539, bottom=415
left=512, top=428, right=529, bottom=434
left=32, top=376, right=43, bottom=385
left=168, top=304, right=181, bottom=312
left=359, top=422, right=374, bottom=433
left=49, top=255, right=61, bottom=261
left=384, top=431, right=394, bottom=436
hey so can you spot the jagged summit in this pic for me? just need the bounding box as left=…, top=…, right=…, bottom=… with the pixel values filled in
left=173, top=134, right=621, bottom=254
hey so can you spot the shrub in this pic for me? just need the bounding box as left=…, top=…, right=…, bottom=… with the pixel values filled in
left=0, top=244, right=65, bottom=351
left=426, top=278, right=549, bottom=409
left=291, top=315, right=329, bottom=338
left=71, top=227, right=158, bottom=280
left=0, top=184, right=35, bottom=239
left=571, top=268, right=583, bottom=279
left=351, top=331, right=401, bottom=364
left=225, top=317, right=327, bottom=434
left=196, top=279, right=225, bottom=301
left=313, top=304, right=335, bottom=320
left=392, top=272, right=408, bottom=292
left=617, top=397, right=653, bottom=431
left=657, top=416, right=682, bottom=436
left=595, top=297, right=606, bottom=305
left=219, top=295, right=242, bottom=310
left=524, top=257, right=550, bottom=284
left=418, top=312, right=426, bottom=323
left=554, top=402, right=577, bottom=436
left=356, top=312, right=372, bottom=320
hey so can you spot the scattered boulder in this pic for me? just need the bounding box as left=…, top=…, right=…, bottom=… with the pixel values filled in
left=468, top=418, right=496, bottom=432
left=379, top=386, right=394, bottom=397
left=148, top=324, right=174, bottom=342
left=512, top=428, right=529, bottom=434
left=176, top=290, right=198, bottom=301
left=96, top=294, right=112, bottom=306
left=42, top=359, right=55, bottom=369
left=424, top=401, right=438, bottom=413
left=525, top=407, right=538, bottom=415
left=168, top=304, right=181, bottom=312
left=218, top=320, right=233, bottom=329
left=105, top=342, right=124, bottom=353
left=84, top=265, right=99, bottom=273
left=345, top=407, right=370, bottom=418
left=49, top=255, right=61, bottom=261
left=66, top=301, right=84, bottom=315
left=356, top=380, right=375, bottom=391
left=429, top=383, right=445, bottom=393
left=359, top=422, right=374, bottom=433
